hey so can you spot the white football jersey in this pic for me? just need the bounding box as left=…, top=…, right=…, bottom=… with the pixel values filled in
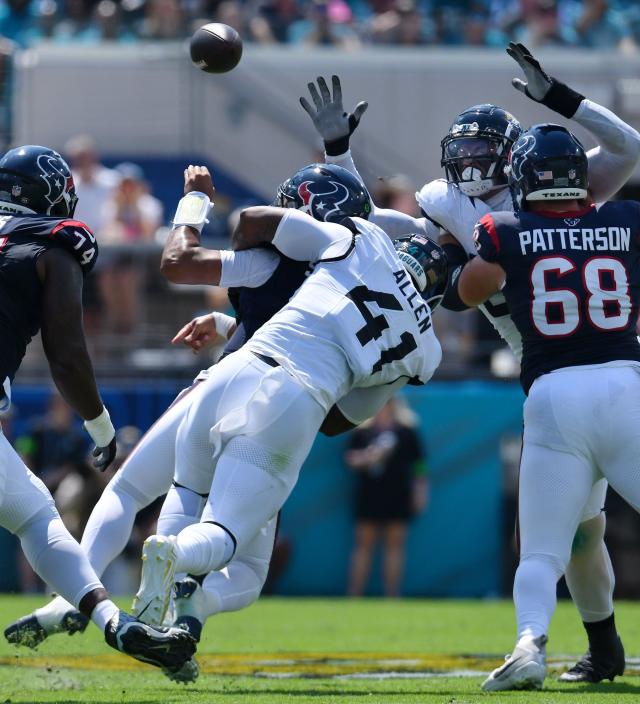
left=247, top=212, right=442, bottom=412
left=415, top=179, right=523, bottom=360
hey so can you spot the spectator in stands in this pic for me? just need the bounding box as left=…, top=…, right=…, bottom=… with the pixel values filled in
left=52, top=0, right=94, bottom=42
left=212, top=0, right=251, bottom=38
left=91, top=0, right=135, bottom=42
left=64, top=134, right=120, bottom=233
left=289, top=0, right=361, bottom=48
left=139, top=0, right=185, bottom=40
left=368, top=0, right=428, bottom=45
left=345, top=397, right=429, bottom=597
left=560, top=0, right=636, bottom=50
left=98, top=162, right=163, bottom=334
left=249, top=0, right=303, bottom=43
left=0, top=0, right=36, bottom=47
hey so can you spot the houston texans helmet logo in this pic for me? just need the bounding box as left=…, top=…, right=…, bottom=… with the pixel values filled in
left=37, top=152, right=72, bottom=214
left=510, top=134, right=536, bottom=183
left=297, top=179, right=350, bottom=223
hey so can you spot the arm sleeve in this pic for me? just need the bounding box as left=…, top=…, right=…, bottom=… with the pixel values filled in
left=336, top=378, right=407, bottom=426
left=574, top=99, right=640, bottom=202
left=326, top=150, right=437, bottom=240
left=271, top=208, right=354, bottom=261
left=218, top=248, right=280, bottom=288
left=472, top=215, right=501, bottom=264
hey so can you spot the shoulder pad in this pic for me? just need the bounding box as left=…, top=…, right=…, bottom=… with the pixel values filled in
left=415, top=179, right=449, bottom=228
left=49, top=219, right=99, bottom=274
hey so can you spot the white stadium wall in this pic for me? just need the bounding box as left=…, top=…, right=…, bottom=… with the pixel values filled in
left=12, top=44, right=640, bottom=200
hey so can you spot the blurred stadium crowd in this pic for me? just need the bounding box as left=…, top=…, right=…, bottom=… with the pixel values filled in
left=0, top=0, right=640, bottom=51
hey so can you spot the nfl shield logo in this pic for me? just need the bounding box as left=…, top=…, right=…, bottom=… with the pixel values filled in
left=568, top=169, right=576, bottom=180
left=11, top=185, right=21, bottom=197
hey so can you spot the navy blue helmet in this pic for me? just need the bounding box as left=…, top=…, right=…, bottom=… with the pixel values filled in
left=0, top=145, right=78, bottom=217
left=441, top=104, right=523, bottom=197
left=508, top=123, right=588, bottom=210
left=394, top=234, right=448, bottom=310
left=276, top=163, right=371, bottom=223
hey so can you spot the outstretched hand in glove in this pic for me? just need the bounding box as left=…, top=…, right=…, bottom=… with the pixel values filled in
left=506, top=41, right=585, bottom=119
left=300, top=75, right=368, bottom=156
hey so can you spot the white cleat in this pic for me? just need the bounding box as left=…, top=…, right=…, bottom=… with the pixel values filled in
left=482, top=634, right=547, bottom=692
left=132, top=535, right=178, bottom=627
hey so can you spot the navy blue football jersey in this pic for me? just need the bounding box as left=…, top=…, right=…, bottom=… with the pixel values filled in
left=474, top=201, right=640, bottom=393
left=223, top=253, right=309, bottom=356
left=0, top=212, right=98, bottom=390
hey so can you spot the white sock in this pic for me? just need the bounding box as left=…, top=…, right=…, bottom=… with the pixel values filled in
left=514, top=554, right=562, bottom=640
left=34, top=595, right=76, bottom=630
left=90, top=600, right=119, bottom=632
left=174, top=523, right=235, bottom=575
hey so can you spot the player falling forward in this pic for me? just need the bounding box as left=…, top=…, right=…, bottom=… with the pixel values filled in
left=301, top=42, right=639, bottom=682
left=0, top=146, right=195, bottom=674
left=6, top=163, right=436, bottom=683
left=131, top=169, right=445, bottom=639
left=459, top=123, right=640, bottom=691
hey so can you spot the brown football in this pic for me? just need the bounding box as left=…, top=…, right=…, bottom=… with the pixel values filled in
left=190, top=23, right=243, bottom=74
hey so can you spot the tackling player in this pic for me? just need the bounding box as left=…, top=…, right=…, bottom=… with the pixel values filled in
left=0, top=145, right=195, bottom=674
left=132, top=170, right=446, bottom=642
left=7, top=163, right=442, bottom=683
left=458, top=123, right=640, bottom=691
left=301, top=42, right=639, bottom=682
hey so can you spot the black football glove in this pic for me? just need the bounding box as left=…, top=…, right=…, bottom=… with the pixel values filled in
left=507, top=41, right=584, bottom=119
left=300, top=75, right=368, bottom=156
left=92, top=437, right=117, bottom=472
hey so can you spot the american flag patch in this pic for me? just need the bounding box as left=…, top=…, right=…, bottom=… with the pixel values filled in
left=536, top=170, right=553, bottom=180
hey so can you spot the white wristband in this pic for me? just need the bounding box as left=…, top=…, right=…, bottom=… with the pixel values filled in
left=173, top=192, right=214, bottom=234
left=212, top=311, right=236, bottom=340
left=84, top=407, right=116, bottom=447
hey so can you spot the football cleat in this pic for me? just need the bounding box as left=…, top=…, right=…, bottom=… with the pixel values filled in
left=104, top=610, right=195, bottom=673
left=559, top=637, right=625, bottom=683
left=164, top=656, right=200, bottom=684
left=4, top=609, right=88, bottom=649
left=132, top=535, right=177, bottom=627
left=482, top=634, right=547, bottom=692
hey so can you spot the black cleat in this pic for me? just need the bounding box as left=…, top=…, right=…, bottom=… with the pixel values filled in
left=5, top=610, right=88, bottom=649
left=559, top=637, right=625, bottom=683
left=105, top=610, right=196, bottom=674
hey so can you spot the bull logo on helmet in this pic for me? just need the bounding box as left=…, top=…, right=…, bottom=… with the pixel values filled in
left=297, top=179, right=351, bottom=223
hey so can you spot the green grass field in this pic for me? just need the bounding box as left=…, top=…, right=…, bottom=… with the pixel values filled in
left=0, top=595, right=638, bottom=703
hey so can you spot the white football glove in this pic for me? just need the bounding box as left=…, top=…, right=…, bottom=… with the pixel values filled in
left=300, top=75, right=368, bottom=156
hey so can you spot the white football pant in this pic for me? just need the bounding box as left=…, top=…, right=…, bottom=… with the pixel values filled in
left=515, top=362, right=640, bottom=640
left=0, top=429, right=102, bottom=607
left=170, top=349, right=324, bottom=575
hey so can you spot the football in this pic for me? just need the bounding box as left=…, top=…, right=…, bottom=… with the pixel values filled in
left=189, top=23, right=243, bottom=74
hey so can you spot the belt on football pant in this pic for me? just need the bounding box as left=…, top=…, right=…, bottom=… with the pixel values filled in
left=251, top=351, right=280, bottom=368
